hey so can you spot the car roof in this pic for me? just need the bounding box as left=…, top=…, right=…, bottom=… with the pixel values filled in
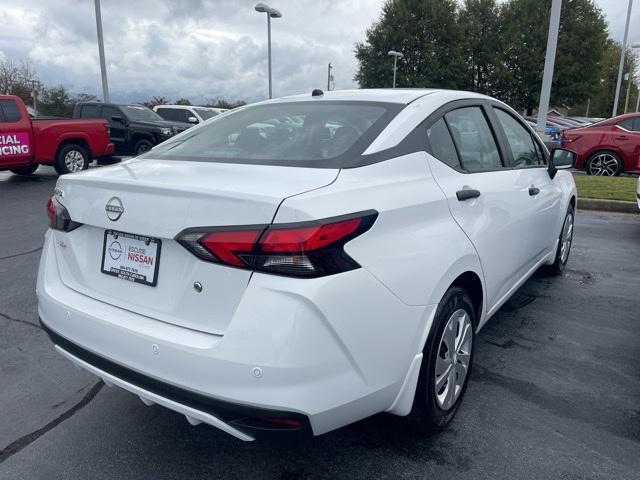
left=265, top=88, right=492, bottom=105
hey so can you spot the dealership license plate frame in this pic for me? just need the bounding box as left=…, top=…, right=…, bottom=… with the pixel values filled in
left=101, top=230, right=162, bottom=287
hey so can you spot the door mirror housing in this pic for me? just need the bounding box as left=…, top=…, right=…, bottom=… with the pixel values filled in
left=111, top=115, right=125, bottom=124
left=548, top=148, right=575, bottom=178
left=187, top=116, right=199, bottom=124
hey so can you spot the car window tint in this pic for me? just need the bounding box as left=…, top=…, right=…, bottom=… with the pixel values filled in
left=80, top=105, right=99, bottom=118
left=618, top=118, right=635, bottom=131
left=102, top=106, right=121, bottom=123
left=150, top=102, right=394, bottom=167
left=426, top=118, right=461, bottom=169
left=444, top=107, right=502, bottom=171
left=494, top=108, right=543, bottom=167
left=631, top=118, right=640, bottom=132
left=0, top=99, right=22, bottom=122
left=157, top=108, right=179, bottom=121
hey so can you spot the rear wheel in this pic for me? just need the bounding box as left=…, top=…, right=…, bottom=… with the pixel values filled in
left=10, top=164, right=39, bottom=176
left=54, top=144, right=89, bottom=175
left=586, top=151, right=622, bottom=176
left=409, top=286, right=475, bottom=434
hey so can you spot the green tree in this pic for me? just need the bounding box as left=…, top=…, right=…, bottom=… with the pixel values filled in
left=498, top=0, right=607, bottom=115
left=175, top=97, right=191, bottom=105
left=458, top=0, right=503, bottom=94
left=39, top=85, right=72, bottom=117
left=204, top=98, right=246, bottom=109
left=354, top=0, right=465, bottom=89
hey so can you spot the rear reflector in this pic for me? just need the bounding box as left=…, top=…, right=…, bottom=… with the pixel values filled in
left=176, top=210, right=377, bottom=278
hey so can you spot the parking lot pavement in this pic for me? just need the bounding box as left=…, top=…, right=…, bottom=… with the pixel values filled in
left=1, top=165, right=639, bottom=480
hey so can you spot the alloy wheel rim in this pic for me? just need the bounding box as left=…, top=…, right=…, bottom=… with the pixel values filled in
left=560, top=212, right=574, bottom=264
left=590, top=154, right=618, bottom=176
left=64, top=150, right=85, bottom=172
left=434, top=308, right=473, bottom=410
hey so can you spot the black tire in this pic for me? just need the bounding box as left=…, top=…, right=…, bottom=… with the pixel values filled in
left=409, top=286, right=475, bottom=435
left=54, top=144, right=89, bottom=175
left=586, top=151, right=623, bottom=176
left=134, top=138, right=154, bottom=155
left=10, top=164, right=39, bottom=176
left=547, top=204, right=575, bottom=276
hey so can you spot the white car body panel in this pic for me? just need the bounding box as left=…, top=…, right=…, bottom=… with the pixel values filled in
left=38, top=89, right=577, bottom=440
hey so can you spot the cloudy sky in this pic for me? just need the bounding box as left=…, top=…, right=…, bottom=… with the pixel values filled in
left=0, top=0, right=636, bottom=103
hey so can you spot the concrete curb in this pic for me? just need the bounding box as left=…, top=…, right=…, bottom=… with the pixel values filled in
left=578, top=197, right=638, bottom=214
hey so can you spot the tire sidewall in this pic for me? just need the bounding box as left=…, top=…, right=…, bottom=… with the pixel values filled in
left=551, top=205, right=575, bottom=274
left=411, top=287, right=475, bottom=433
left=55, top=144, right=89, bottom=175
left=586, top=151, right=622, bottom=176
left=10, top=164, right=39, bottom=176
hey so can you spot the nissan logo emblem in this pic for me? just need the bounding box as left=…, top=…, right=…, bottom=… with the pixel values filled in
left=105, top=197, right=124, bottom=221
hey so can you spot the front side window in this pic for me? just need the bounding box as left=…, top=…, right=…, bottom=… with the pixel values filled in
left=426, top=118, right=461, bottom=169
left=101, top=106, right=121, bottom=123
left=149, top=101, right=398, bottom=168
left=0, top=99, right=22, bottom=122
left=494, top=108, right=543, bottom=167
left=444, top=107, right=502, bottom=171
left=618, top=118, right=640, bottom=132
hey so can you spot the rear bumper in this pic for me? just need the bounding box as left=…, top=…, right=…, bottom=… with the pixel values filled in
left=37, top=230, right=432, bottom=438
left=40, top=319, right=312, bottom=441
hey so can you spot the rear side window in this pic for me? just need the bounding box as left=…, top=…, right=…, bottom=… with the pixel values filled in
left=80, top=105, right=99, bottom=118
left=444, top=107, right=502, bottom=171
left=0, top=99, right=22, bottom=122
left=426, top=118, right=461, bottom=169
left=494, top=108, right=543, bottom=167
left=149, top=101, right=400, bottom=168
left=618, top=118, right=640, bottom=132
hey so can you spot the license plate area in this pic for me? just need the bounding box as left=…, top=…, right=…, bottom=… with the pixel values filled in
left=101, top=230, right=161, bottom=286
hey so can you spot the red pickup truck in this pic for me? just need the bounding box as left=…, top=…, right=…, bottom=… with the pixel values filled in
left=0, top=95, right=114, bottom=175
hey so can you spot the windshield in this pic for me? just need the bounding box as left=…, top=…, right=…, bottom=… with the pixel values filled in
left=194, top=108, right=219, bottom=120
left=121, top=105, right=165, bottom=122
left=148, top=101, right=401, bottom=168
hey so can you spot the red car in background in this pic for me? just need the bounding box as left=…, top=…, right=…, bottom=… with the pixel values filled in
left=0, top=95, right=114, bottom=176
left=561, top=113, right=640, bottom=175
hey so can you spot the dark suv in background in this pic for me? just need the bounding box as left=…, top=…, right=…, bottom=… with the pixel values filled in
left=73, top=103, right=192, bottom=155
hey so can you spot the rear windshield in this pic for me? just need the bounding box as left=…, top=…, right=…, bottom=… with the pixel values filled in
left=147, top=101, right=402, bottom=168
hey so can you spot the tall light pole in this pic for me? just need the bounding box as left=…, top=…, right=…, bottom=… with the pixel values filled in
left=613, top=0, right=634, bottom=117
left=94, top=0, right=109, bottom=102
left=388, top=50, right=403, bottom=88
left=255, top=3, right=281, bottom=99
left=536, top=0, right=561, bottom=137
left=631, top=42, right=640, bottom=112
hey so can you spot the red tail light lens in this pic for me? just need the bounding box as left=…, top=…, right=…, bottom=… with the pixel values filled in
left=176, top=211, right=377, bottom=277
left=46, top=197, right=82, bottom=232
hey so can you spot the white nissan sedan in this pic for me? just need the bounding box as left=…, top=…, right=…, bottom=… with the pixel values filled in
left=38, top=89, right=577, bottom=441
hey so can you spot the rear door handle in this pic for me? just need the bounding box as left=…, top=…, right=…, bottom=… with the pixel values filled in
left=528, top=186, right=540, bottom=196
left=456, top=189, right=481, bottom=201
left=615, top=135, right=628, bottom=140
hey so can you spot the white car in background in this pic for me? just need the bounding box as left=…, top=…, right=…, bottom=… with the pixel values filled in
left=38, top=89, right=577, bottom=441
left=153, top=104, right=228, bottom=125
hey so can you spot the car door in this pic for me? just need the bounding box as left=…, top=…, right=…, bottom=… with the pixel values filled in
left=0, top=98, right=33, bottom=169
left=613, top=118, right=640, bottom=171
left=491, top=107, right=563, bottom=262
left=425, top=103, right=534, bottom=313
left=100, top=105, right=127, bottom=151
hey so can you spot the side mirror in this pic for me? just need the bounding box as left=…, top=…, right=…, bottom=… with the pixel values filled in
left=548, top=147, right=576, bottom=178
left=187, top=116, right=199, bottom=124
left=111, top=115, right=125, bottom=124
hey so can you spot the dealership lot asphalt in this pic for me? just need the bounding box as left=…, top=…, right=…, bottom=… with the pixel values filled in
left=1, top=165, right=639, bottom=479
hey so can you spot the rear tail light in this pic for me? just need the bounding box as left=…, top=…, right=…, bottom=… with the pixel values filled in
left=176, top=210, right=377, bottom=277
left=47, top=197, right=82, bottom=232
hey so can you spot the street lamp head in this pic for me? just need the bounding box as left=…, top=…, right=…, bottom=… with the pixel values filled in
left=269, top=8, right=282, bottom=18
left=255, top=3, right=270, bottom=13
left=388, top=50, right=403, bottom=58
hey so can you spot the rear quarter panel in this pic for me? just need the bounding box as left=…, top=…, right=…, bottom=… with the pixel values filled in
left=31, top=119, right=110, bottom=162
